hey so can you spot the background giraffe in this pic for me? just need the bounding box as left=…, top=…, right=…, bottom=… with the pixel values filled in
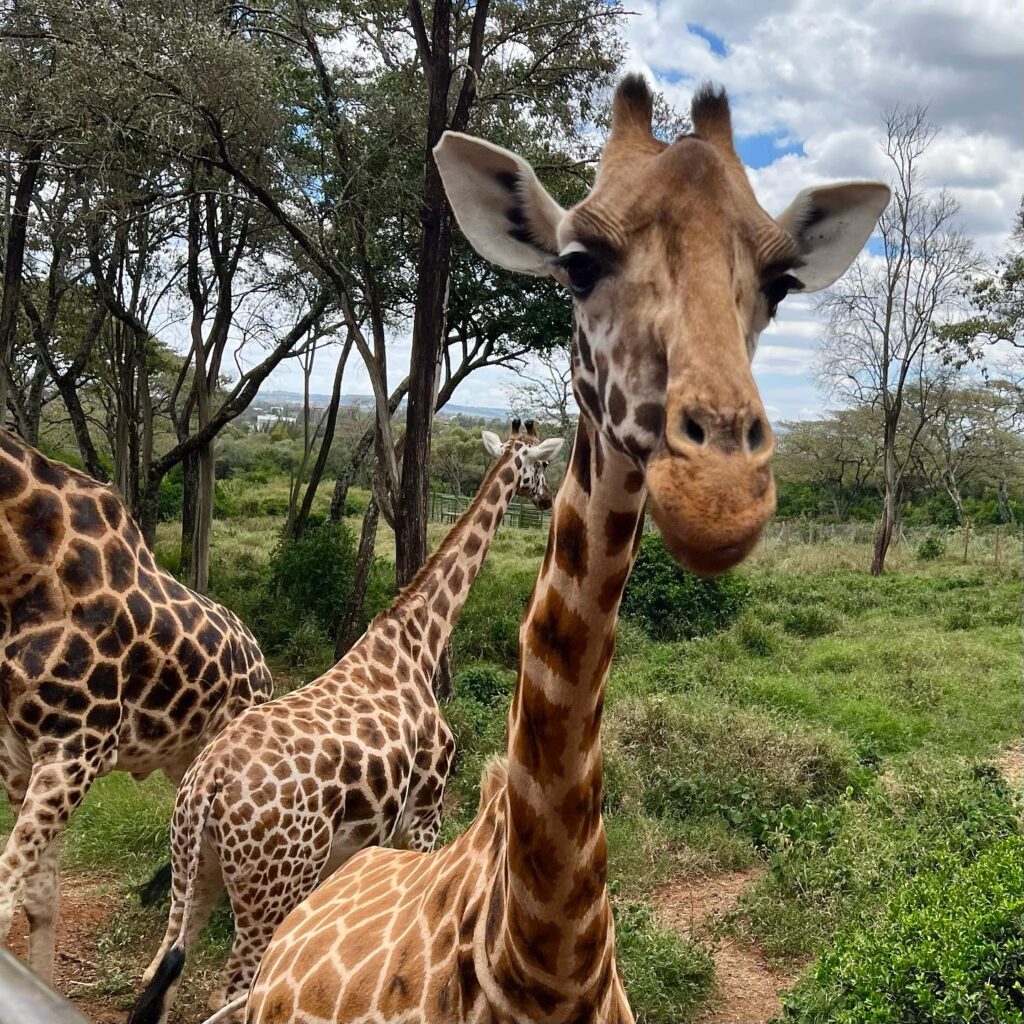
left=0, top=428, right=273, bottom=986
left=242, top=76, right=888, bottom=1022
left=129, top=425, right=562, bottom=1024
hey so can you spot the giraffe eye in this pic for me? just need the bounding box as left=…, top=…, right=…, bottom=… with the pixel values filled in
left=557, top=251, right=604, bottom=299
left=761, top=273, right=802, bottom=319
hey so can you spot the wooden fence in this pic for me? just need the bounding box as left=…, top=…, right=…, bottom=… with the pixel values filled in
left=429, top=492, right=552, bottom=531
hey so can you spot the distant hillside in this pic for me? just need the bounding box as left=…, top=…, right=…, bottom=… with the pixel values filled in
left=254, top=390, right=510, bottom=421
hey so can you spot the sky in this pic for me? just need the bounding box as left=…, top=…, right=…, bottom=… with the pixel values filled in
left=258, top=0, right=1024, bottom=422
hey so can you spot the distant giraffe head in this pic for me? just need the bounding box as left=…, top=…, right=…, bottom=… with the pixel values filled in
left=481, top=419, right=563, bottom=511
left=436, top=77, right=890, bottom=574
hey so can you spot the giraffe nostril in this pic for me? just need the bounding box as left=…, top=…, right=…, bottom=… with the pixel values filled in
left=683, top=416, right=706, bottom=445
left=746, top=417, right=767, bottom=453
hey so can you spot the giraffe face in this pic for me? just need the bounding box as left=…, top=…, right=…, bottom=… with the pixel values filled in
left=482, top=427, right=563, bottom=511
left=436, top=79, right=889, bottom=574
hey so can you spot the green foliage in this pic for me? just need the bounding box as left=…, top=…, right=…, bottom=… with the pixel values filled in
left=612, top=901, right=715, bottom=1024
left=917, top=533, right=947, bottom=560
left=455, top=663, right=514, bottom=706
left=738, top=759, right=1023, bottom=960
left=452, top=562, right=535, bottom=667
left=782, top=834, right=1024, bottom=1024
left=261, top=518, right=356, bottom=650
left=621, top=534, right=749, bottom=640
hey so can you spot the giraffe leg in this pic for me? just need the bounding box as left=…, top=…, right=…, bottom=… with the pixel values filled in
left=22, top=842, right=58, bottom=985
left=0, top=755, right=99, bottom=975
left=213, top=843, right=330, bottom=1013
left=133, top=845, right=224, bottom=1024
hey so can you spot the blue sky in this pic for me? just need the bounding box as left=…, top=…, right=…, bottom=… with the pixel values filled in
left=258, top=2, right=1024, bottom=422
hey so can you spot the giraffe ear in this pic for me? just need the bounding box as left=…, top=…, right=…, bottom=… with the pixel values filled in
left=523, top=437, right=564, bottom=465
left=775, top=182, right=891, bottom=292
left=434, top=132, right=566, bottom=276
left=481, top=430, right=504, bottom=458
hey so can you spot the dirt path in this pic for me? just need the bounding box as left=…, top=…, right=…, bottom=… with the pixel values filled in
left=655, top=867, right=800, bottom=1024
left=6, top=872, right=127, bottom=1023
left=998, top=740, right=1024, bottom=792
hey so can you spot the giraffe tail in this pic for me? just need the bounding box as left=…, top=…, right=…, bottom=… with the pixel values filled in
left=128, top=770, right=220, bottom=1024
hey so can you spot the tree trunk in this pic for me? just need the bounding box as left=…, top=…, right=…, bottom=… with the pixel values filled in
left=330, top=378, right=409, bottom=525
left=190, top=440, right=215, bottom=594
left=292, top=334, right=352, bottom=539
left=871, top=486, right=897, bottom=576
left=0, top=142, right=43, bottom=424
left=138, top=471, right=163, bottom=550
left=395, top=1, right=459, bottom=588
left=335, top=496, right=380, bottom=659
left=997, top=477, right=1013, bottom=524
left=180, top=450, right=199, bottom=578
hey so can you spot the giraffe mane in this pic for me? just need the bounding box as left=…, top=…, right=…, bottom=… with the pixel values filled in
left=381, top=445, right=519, bottom=623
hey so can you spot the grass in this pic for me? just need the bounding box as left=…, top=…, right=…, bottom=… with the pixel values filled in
left=2, top=507, right=1020, bottom=1023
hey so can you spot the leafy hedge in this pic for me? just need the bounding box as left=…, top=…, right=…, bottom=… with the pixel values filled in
left=782, top=833, right=1024, bottom=1024
left=621, top=533, right=749, bottom=640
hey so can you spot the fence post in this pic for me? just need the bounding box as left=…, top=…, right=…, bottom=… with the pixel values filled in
left=962, top=523, right=970, bottom=564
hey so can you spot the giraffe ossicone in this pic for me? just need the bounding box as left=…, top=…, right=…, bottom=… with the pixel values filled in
left=0, top=429, right=272, bottom=987
left=129, top=425, right=560, bottom=1024
left=243, top=75, right=890, bottom=1024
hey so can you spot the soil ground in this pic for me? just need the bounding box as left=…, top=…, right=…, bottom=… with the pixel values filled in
left=655, top=867, right=802, bottom=1024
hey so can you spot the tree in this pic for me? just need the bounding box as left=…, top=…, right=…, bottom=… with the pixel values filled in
left=508, top=341, right=575, bottom=441
left=818, top=105, right=980, bottom=574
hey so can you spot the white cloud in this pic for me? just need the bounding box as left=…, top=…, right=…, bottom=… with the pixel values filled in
left=259, top=3, right=1024, bottom=422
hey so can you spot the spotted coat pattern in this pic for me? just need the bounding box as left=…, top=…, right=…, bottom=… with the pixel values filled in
left=0, top=429, right=272, bottom=984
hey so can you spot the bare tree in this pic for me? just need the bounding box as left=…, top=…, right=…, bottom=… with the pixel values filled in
left=818, top=105, right=980, bottom=574
left=508, top=341, right=575, bottom=440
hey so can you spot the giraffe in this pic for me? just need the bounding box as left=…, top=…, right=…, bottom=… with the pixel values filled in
left=0, top=428, right=273, bottom=986
left=241, top=76, right=889, bottom=1024
left=129, top=424, right=563, bottom=1024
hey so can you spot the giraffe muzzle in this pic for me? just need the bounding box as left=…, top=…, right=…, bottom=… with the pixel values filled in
left=644, top=422, right=776, bottom=575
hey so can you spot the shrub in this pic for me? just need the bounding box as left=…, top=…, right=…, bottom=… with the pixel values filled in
left=455, top=663, right=514, bottom=706
left=612, top=900, right=714, bottom=1023
left=916, top=533, right=946, bottom=560
left=737, top=757, right=1023, bottom=960
left=157, top=471, right=184, bottom=522
left=782, top=834, right=1024, bottom=1024
left=621, top=534, right=749, bottom=640
left=453, top=564, right=534, bottom=667
left=262, top=518, right=356, bottom=649
left=279, top=616, right=334, bottom=674
left=782, top=605, right=844, bottom=638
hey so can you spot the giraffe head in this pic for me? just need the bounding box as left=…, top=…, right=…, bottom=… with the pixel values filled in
left=482, top=419, right=563, bottom=510
left=435, top=78, right=889, bottom=574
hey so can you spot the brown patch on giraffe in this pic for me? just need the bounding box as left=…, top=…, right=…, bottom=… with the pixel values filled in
left=554, top=504, right=588, bottom=579
left=571, top=427, right=592, bottom=495
left=604, top=510, right=637, bottom=556
left=527, top=590, right=588, bottom=682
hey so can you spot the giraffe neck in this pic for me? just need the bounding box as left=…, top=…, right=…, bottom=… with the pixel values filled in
left=498, top=418, right=646, bottom=989
left=378, top=447, right=524, bottom=684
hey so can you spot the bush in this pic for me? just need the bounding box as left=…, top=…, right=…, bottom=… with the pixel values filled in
left=612, top=900, right=714, bottom=1023
left=279, top=616, right=335, bottom=674
left=621, top=534, right=749, bottom=641
left=453, top=564, right=534, bottom=667
left=454, top=663, right=514, bottom=706
left=782, top=605, right=844, bottom=638
left=261, top=518, right=356, bottom=649
left=916, top=533, right=946, bottom=561
left=782, top=834, right=1024, bottom=1024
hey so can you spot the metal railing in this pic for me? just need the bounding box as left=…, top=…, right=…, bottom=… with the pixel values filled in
left=429, top=492, right=553, bottom=531
left=0, top=948, right=89, bottom=1024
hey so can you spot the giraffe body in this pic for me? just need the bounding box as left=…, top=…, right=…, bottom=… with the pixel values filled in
left=131, top=427, right=561, bottom=1024
left=0, top=428, right=272, bottom=984
left=243, top=76, right=888, bottom=1023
